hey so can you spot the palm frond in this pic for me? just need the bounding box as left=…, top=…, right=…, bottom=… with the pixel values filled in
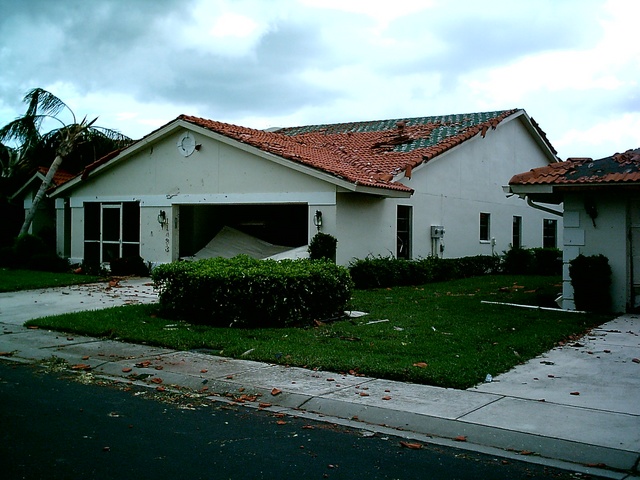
left=24, top=88, right=69, bottom=119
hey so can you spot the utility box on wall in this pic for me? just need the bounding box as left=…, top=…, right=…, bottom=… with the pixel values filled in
left=431, top=225, right=445, bottom=238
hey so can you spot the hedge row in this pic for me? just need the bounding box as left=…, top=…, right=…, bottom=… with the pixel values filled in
left=152, top=255, right=353, bottom=328
left=0, top=234, right=69, bottom=272
left=348, top=248, right=561, bottom=289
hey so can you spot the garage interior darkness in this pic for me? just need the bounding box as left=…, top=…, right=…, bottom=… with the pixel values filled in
left=178, top=204, right=308, bottom=258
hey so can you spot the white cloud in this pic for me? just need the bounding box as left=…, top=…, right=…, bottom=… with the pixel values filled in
left=0, top=0, right=638, bottom=160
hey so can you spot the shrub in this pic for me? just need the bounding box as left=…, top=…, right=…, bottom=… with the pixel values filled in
left=308, top=232, right=338, bottom=262
left=0, top=234, right=70, bottom=273
left=27, top=253, right=69, bottom=273
left=348, top=256, right=432, bottom=288
left=110, top=256, right=150, bottom=276
left=531, top=248, right=562, bottom=276
left=152, top=255, right=353, bottom=328
left=13, top=234, right=50, bottom=265
left=502, top=247, right=562, bottom=276
left=348, top=254, right=501, bottom=289
left=569, top=254, right=612, bottom=313
left=502, top=247, right=534, bottom=274
left=0, top=246, right=19, bottom=268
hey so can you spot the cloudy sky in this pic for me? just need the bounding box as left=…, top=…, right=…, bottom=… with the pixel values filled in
left=1, top=0, right=638, bottom=160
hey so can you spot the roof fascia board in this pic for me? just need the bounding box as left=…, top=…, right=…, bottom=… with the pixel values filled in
left=11, top=171, right=46, bottom=200
left=505, top=184, right=555, bottom=195
left=508, top=110, right=559, bottom=163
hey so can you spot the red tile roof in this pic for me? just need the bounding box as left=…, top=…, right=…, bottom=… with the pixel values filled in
left=179, top=109, right=522, bottom=193
left=509, top=148, right=640, bottom=186
left=36, top=166, right=75, bottom=187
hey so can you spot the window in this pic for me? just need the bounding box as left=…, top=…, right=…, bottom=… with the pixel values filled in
left=512, top=216, right=522, bottom=249
left=543, top=219, right=557, bottom=248
left=84, top=202, right=140, bottom=264
left=479, top=212, right=491, bottom=242
left=397, top=205, right=412, bottom=259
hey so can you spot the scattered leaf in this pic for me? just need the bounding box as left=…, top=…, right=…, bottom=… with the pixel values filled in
left=82, top=356, right=90, bottom=360
left=276, top=420, right=287, bottom=425
left=71, top=364, right=91, bottom=370
left=271, top=388, right=282, bottom=396
left=570, top=391, right=580, bottom=396
left=150, top=377, right=163, bottom=384
left=156, top=386, right=166, bottom=392
left=454, top=435, right=467, bottom=442
left=413, top=362, right=428, bottom=368
left=258, top=402, right=272, bottom=408
left=382, top=396, right=392, bottom=401
left=399, top=441, right=422, bottom=450
left=121, top=367, right=132, bottom=373
left=200, top=369, right=208, bottom=373
left=632, top=358, right=640, bottom=364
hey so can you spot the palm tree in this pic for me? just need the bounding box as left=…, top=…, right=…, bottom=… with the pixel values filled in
left=0, top=88, right=131, bottom=236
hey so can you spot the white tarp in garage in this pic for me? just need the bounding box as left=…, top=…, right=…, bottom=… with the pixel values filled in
left=185, top=226, right=308, bottom=261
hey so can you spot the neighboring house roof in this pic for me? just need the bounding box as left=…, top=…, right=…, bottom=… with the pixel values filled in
left=11, top=166, right=75, bottom=201
left=57, top=108, right=557, bottom=196
left=510, top=148, right=640, bottom=187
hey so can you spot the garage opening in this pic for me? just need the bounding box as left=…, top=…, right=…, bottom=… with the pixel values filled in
left=178, top=204, right=308, bottom=259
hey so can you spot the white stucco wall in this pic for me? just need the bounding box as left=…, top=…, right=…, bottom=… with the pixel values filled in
left=62, top=127, right=338, bottom=265
left=335, top=116, right=562, bottom=262
left=561, top=193, right=630, bottom=313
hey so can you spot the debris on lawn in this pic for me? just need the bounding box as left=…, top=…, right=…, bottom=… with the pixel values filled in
left=363, top=319, right=389, bottom=325
left=345, top=311, right=368, bottom=318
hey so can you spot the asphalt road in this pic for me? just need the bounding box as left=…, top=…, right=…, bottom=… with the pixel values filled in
left=0, top=360, right=603, bottom=480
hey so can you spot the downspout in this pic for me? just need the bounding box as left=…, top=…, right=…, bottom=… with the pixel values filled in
left=526, top=197, right=562, bottom=217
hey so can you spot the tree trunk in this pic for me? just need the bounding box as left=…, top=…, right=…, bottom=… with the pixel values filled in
left=19, top=154, right=64, bottom=236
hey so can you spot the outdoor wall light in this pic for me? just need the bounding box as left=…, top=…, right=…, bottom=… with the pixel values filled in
left=157, top=210, right=167, bottom=227
left=313, top=210, right=323, bottom=231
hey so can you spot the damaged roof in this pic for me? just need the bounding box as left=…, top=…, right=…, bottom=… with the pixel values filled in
left=509, top=148, right=640, bottom=187
left=71, top=108, right=554, bottom=196
left=178, top=109, right=527, bottom=193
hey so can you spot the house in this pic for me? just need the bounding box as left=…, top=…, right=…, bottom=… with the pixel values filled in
left=11, top=167, right=75, bottom=244
left=506, top=148, right=640, bottom=313
left=49, top=108, right=561, bottom=268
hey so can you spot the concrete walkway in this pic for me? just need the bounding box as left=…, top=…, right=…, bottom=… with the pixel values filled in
left=0, top=278, right=638, bottom=478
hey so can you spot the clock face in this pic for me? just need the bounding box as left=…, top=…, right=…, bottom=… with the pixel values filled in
left=177, top=132, right=196, bottom=157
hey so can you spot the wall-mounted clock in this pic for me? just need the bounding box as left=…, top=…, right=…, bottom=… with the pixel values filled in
left=177, top=131, right=197, bottom=157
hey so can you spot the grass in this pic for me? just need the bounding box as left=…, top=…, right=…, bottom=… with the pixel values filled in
left=25, top=274, right=614, bottom=389
left=0, top=268, right=103, bottom=292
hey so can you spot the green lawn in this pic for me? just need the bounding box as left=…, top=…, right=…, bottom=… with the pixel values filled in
left=0, top=268, right=103, bottom=292
left=25, top=275, right=614, bottom=389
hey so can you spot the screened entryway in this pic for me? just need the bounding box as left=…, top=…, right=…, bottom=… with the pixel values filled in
left=84, top=202, right=140, bottom=264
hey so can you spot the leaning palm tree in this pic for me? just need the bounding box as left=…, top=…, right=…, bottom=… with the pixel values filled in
left=0, top=88, right=131, bottom=236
